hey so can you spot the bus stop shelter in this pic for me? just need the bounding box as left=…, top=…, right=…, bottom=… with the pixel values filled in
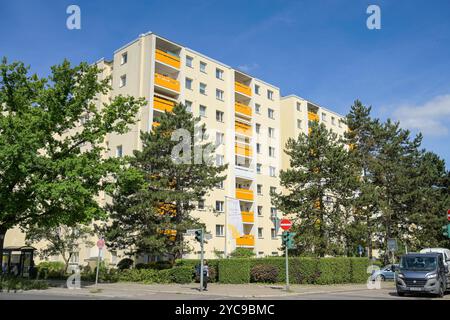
left=1, top=246, right=36, bottom=278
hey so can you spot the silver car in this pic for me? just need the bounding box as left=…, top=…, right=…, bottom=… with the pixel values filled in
left=370, top=264, right=398, bottom=281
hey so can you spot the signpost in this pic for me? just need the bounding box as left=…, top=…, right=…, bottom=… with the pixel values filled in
left=95, top=238, right=105, bottom=287
left=280, top=218, right=293, bottom=291
left=194, top=228, right=205, bottom=292
left=387, top=238, right=397, bottom=264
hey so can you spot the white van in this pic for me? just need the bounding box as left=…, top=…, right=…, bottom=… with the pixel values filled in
left=420, top=248, right=450, bottom=288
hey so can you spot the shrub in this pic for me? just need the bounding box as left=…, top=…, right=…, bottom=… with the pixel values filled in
left=218, top=259, right=250, bottom=284
left=0, top=277, right=48, bottom=292
left=36, top=261, right=66, bottom=279
left=117, top=258, right=133, bottom=270
left=316, top=257, right=351, bottom=284
left=250, top=264, right=279, bottom=283
left=175, top=259, right=220, bottom=283
left=168, top=267, right=193, bottom=284
left=229, top=248, right=255, bottom=258
left=350, top=258, right=373, bottom=283
left=194, top=266, right=217, bottom=283
left=290, top=257, right=320, bottom=284
left=117, top=269, right=160, bottom=283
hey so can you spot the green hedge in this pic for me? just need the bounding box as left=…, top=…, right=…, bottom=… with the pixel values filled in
left=117, top=266, right=194, bottom=284
left=174, top=259, right=220, bottom=283
left=316, top=257, right=351, bottom=284
left=218, top=259, right=250, bottom=284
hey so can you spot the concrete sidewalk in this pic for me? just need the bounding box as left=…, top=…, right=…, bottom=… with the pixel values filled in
left=21, top=281, right=395, bottom=299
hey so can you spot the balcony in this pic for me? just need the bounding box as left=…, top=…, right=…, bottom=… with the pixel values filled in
left=155, top=49, right=180, bottom=69
left=235, top=82, right=252, bottom=96
left=235, top=102, right=252, bottom=117
left=241, top=211, right=254, bottom=223
left=235, top=121, right=252, bottom=136
left=236, top=234, right=254, bottom=247
left=152, top=121, right=160, bottom=127
left=308, top=111, right=319, bottom=122
left=154, top=96, right=175, bottom=113
left=154, top=73, right=180, bottom=92
left=235, top=143, right=252, bottom=157
left=236, top=188, right=254, bottom=201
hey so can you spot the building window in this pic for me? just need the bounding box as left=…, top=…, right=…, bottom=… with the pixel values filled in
left=258, top=228, right=263, bottom=239
left=69, top=252, right=79, bottom=263
left=269, top=147, right=275, bottom=157
left=332, top=117, right=336, bottom=125
left=268, top=127, right=275, bottom=138
left=271, top=228, right=277, bottom=239
left=216, top=132, right=224, bottom=146
left=121, top=52, right=128, bottom=65
left=269, top=166, right=276, bottom=177
left=270, top=187, right=276, bottom=195
left=200, top=61, right=207, bottom=73
left=256, top=163, right=262, bottom=174
left=215, top=201, right=224, bottom=212
left=268, top=108, right=274, bottom=119
left=200, top=83, right=207, bottom=95
left=198, top=200, right=205, bottom=210
left=322, top=112, right=327, bottom=122
left=216, top=89, right=224, bottom=101
left=216, top=224, right=224, bottom=236
left=255, top=84, right=260, bottom=95
left=255, top=103, right=261, bottom=114
left=338, top=120, right=342, bottom=128
left=186, top=56, right=193, bottom=67
left=216, top=180, right=224, bottom=189
left=185, top=100, right=192, bottom=112
left=119, top=75, right=126, bottom=88
left=297, top=119, right=302, bottom=129
left=200, top=105, right=207, bottom=117
left=267, top=90, right=273, bottom=100
left=256, top=143, right=261, bottom=154
left=116, top=145, right=123, bottom=158
left=257, top=206, right=263, bottom=216
left=256, top=123, right=261, bottom=134
left=216, top=110, right=224, bottom=122
left=185, top=78, right=193, bottom=90
left=216, top=68, right=223, bottom=80
left=216, top=154, right=224, bottom=166
left=296, top=102, right=301, bottom=111
left=257, top=184, right=262, bottom=195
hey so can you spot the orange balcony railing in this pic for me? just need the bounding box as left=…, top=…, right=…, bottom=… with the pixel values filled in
left=308, top=111, right=319, bottom=122
left=236, top=234, right=255, bottom=247
left=235, top=102, right=252, bottom=117
left=235, top=143, right=252, bottom=157
left=241, top=211, right=254, bottom=223
left=236, top=188, right=254, bottom=201
left=235, top=121, right=252, bottom=136
left=154, top=73, right=180, bottom=92
left=152, top=121, right=160, bottom=127
left=154, top=96, right=175, bottom=113
left=155, top=49, right=180, bottom=69
left=235, top=82, right=252, bottom=96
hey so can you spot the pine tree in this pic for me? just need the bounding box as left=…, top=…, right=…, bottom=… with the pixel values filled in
left=272, top=121, right=358, bottom=257
left=102, top=103, right=227, bottom=261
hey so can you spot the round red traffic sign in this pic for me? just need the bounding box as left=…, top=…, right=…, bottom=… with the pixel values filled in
left=280, top=219, right=292, bottom=231
left=97, top=239, right=105, bottom=249
left=447, top=209, right=450, bottom=221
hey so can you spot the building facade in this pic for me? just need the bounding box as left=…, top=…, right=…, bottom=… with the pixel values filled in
left=3, top=32, right=347, bottom=266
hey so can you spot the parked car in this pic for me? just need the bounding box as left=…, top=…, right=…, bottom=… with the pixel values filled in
left=370, top=264, right=398, bottom=281
left=395, top=253, right=448, bottom=297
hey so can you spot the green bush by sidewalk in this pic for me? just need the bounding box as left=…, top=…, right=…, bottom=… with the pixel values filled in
left=316, top=257, right=351, bottom=284
left=0, top=277, right=48, bottom=292
left=218, top=259, right=250, bottom=284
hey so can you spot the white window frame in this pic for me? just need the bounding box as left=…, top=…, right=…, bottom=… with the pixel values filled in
left=185, top=78, right=193, bottom=90
left=199, top=82, right=207, bottom=95
left=200, top=61, right=207, bottom=73
left=119, top=75, right=126, bottom=88
left=216, top=68, right=223, bottom=80
left=200, top=105, right=207, bottom=117
left=186, top=56, right=193, bottom=68
left=216, top=89, right=224, bottom=101
left=121, top=52, right=128, bottom=65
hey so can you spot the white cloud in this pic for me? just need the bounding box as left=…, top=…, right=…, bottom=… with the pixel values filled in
left=392, top=94, right=450, bottom=137
left=237, top=63, right=260, bottom=73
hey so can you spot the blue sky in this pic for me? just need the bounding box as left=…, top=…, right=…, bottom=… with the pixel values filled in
left=1, top=0, right=449, bottom=167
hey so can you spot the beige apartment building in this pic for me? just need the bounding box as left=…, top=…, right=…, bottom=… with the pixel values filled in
left=3, top=32, right=347, bottom=267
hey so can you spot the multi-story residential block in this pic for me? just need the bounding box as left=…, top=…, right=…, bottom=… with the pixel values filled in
left=3, top=32, right=347, bottom=267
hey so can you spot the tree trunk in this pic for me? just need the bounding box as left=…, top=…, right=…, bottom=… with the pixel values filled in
left=0, top=227, right=7, bottom=276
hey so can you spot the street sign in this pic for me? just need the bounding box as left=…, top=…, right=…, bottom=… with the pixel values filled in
left=97, top=238, right=105, bottom=249
left=387, top=238, right=397, bottom=252
left=280, top=219, right=292, bottom=231
left=447, top=209, right=450, bottom=221
left=186, top=229, right=198, bottom=236
left=204, top=233, right=213, bottom=240
left=357, top=245, right=363, bottom=257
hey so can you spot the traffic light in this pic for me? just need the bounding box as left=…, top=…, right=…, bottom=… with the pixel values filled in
left=282, top=231, right=289, bottom=245
left=195, top=230, right=202, bottom=243
left=443, top=225, right=450, bottom=239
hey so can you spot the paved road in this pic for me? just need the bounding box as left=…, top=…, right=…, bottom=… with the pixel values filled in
left=1, top=282, right=448, bottom=300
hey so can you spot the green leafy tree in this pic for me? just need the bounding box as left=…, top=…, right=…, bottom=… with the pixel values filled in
left=25, top=224, right=94, bottom=273
left=272, top=121, right=358, bottom=257
left=0, top=58, right=145, bottom=264
left=102, top=103, right=227, bottom=261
